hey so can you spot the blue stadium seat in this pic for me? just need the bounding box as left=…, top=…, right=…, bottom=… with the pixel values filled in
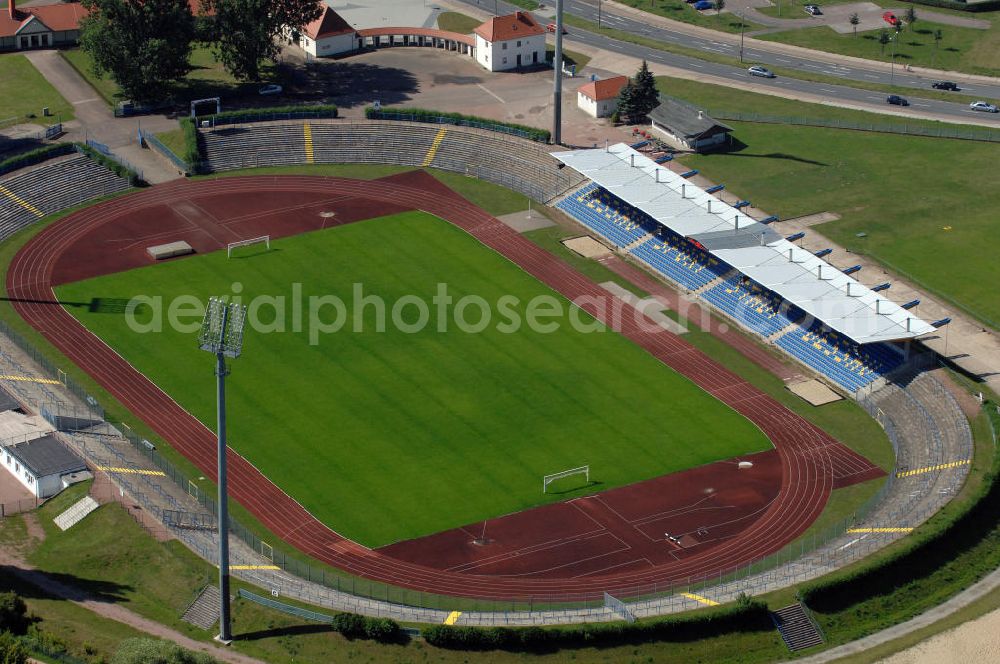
left=555, top=183, right=655, bottom=248
left=629, top=230, right=728, bottom=291
left=700, top=276, right=800, bottom=338
left=775, top=323, right=905, bottom=392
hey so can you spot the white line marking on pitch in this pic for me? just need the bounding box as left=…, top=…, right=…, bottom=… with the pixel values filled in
left=477, top=84, right=506, bottom=104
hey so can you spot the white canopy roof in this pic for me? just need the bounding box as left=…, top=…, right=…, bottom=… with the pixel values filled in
left=553, top=143, right=935, bottom=344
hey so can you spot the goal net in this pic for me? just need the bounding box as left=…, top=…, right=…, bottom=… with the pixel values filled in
left=542, top=465, right=589, bottom=493
left=227, top=235, right=270, bottom=258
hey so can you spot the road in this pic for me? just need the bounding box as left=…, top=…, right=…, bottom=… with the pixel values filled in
left=460, top=0, right=1000, bottom=126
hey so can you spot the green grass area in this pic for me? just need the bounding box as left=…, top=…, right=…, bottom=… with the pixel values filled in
left=55, top=211, right=770, bottom=547
left=59, top=46, right=283, bottom=106
left=645, top=75, right=1000, bottom=326
left=759, top=19, right=1000, bottom=76
left=436, top=11, right=481, bottom=34
left=545, top=45, right=593, bottom=71
left=609, top=0, right=762, bottom=34
left=153, top=129, right=187, bottom=159
left=0, top=54, right=74, bottom=123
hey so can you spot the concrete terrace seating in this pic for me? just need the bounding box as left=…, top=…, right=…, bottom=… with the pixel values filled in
left=629, top=229, right=727, bottom=291
left=0, top=154, right=131, bottom=242
left=701, top=274, right=801, bottom=338
left=199, top=121, right=583, bottom=202
left=775, top=323, right=906, bottom=393
left=555, top=182, right=655, bottom=248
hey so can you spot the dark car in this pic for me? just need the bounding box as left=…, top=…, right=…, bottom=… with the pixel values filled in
left=887, top=95, right=909, bottom=106
left=932, top=81, right=960, bottom=91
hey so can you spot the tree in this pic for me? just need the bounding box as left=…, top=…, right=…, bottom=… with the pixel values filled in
left=111, top=638, right=218, bottom=664
left=715, top=0, right=726, bottom=17
left=933, top=28, right=943, bottom=67
left=79, top=0, right=195, bottom=103
left=0, top=632, right=28, bottom=664
left=0, top=592, right=29, bottom=636
left=904, top=6, right=917, bottom=30
left=849, top=12, right=859, bottom=38
left=632, top=60, right=659, bottom=118
left=615, top=80, right=642, bottom=125
left=206, top=0, right=323, bottom=82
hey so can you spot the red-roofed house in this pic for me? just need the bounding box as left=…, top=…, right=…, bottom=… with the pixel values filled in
left=577, top=75, right=627, bottom=118
left=0, top=0, right=87, bottom=51
left=295, top=4, right=358, bottom=58
left=473, top=11, right=545, bottom=72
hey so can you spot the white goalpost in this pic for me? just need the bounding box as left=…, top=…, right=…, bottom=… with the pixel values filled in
left=227, top=235, right=270, bottom=258
left=543, top=465, right=590, bottom=493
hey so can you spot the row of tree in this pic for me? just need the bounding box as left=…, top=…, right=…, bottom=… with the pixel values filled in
left=79, top=0, right=324, bottom=102
left=614, top=60, right=659, bottom=125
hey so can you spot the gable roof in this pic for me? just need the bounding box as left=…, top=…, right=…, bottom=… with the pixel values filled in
left=474, top=11, right=545, bottom=42
left=649, top=95, right=732, bottom=140
left=578, top=75, right=628, bottom=102
left=303, top=5, right=355, bottom=40
left=0, top=2, right=88, bottom=38
left=4, top=434, right=86, bottom=478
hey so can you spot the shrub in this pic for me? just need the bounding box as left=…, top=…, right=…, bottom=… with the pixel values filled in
left=362, top=617, right=400, bottom=642
left=364, top=106, right=550, bottom=143
left=75, top=143, right=144, bottom=186
left=0, top=144, right=76, bottom=177
left=0, top=593, right=28, bottom=636
left=178, top=117, right=201, bottom=172
left=330, top=611, right=366, bottom=638
left=202, top=105, right=338, bottom=127
left=111, top=638, right=217, bottom=664
left=0, top=632, right=28, bottom=664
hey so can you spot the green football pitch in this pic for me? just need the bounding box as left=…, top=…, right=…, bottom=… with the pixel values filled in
left=56, top=211, right=771, bottom=547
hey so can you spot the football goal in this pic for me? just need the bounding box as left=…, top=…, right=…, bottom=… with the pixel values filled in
left=227, top=235, right=270, bottom=258
left=543, top=465, right=590, bottom=493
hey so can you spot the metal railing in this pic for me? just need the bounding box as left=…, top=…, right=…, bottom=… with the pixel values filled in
left=139, top=129, right=190, bottom=174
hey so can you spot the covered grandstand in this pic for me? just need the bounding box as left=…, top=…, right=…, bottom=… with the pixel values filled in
left=553, top=144, right=937, bottom=394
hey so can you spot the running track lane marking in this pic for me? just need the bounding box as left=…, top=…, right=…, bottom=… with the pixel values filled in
left=0, top=374, right=60, bottom=384
left=680, top=592, right=719, bottom=606
left=444, top=611, right=461, bottom=625
left=896, top=460, right=971, bottom=478
left=303, top=123, right=314, bottom=164
left=0, top=185, right=43, bottom=217
left=846, top=527, right=913, bottom=534
left=96, top=467, right=166, bottom=476
left=422, top=127, right=448, bottom=167
left=229, top=565, right=280, bottom=570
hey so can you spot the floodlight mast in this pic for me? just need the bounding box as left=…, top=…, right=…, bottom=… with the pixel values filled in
left=198, top=297, right=247, bottom=644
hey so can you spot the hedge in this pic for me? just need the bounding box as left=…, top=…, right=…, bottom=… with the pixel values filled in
left=799, top=407, right=1000, bottom=612
left=0, top=143, right=75, bottom=177
left=330, top=612, right=401, bottom=643
left=200, top=104, right=338, bottom=127
left=422, top=599, right=771, bottom=650
left=911, top=0, right=1000, bottom=11
left=178, top=117, right=201, bottom=172
left=74, top=143, right=144, bottom=187
left=364, top=106, right=551, bottom=143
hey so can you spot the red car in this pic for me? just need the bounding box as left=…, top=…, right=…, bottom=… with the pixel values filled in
left=546, top=23, right=568, bottom=34
left=883, top=11, right=900, bottom=26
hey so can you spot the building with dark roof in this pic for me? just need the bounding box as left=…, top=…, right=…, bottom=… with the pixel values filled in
left=473, top=11, right=545, bottom=72
left=1, top=434, right=88, bottom=498
left=649, top=96, right=733, bottom=153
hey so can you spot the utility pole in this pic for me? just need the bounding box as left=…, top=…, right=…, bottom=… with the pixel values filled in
left=552, top=0, right=564, bottom=145
left=739, top=7, right=747, bottom=63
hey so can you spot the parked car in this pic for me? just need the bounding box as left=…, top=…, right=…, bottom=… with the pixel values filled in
left=970, top=100, right=999, bottom=113
left=693, top=0, right=714, bottom=9
left=258, top=84, right=283, bottom=96
left=804, top=4, right=822, bottom=15
left=932, top=81, right=960, bottom=91
left=747, top=65, right=775, bottom=78
left=545, top=23, right=568, bottom=34
left=883, top=11, right=900, bottom=26
left=886, top=95, right=909, bottom=106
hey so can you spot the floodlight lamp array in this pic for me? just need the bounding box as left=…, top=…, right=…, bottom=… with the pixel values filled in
left=198, top=297, right=247, bottom=358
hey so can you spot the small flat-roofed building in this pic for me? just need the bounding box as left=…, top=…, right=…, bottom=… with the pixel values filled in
left=577, top=75, right=628, bottom=118
left=474, top=11, right=545, bottom=72
left=1, top=434, right=88, bottom=498
left=649, top=96, right=732, bottom=153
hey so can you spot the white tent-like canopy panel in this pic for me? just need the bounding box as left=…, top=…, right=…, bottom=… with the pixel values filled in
left=553, top=143, right=935, bottom=344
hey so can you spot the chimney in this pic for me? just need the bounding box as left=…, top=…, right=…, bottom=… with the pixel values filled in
left=698, top=110, right=704, bottom=120
left=9, top=0, right=15, bottom=20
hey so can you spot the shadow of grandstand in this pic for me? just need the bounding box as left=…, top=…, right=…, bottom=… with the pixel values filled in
left=295, top=61, right=419, bottom=109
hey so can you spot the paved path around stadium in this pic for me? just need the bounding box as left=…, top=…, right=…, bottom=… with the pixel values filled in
left=7, top=172, right=881, bottom=600
left=790, top=564, right=1000, bottom=663
left=0, top=514, right=264, bottom=664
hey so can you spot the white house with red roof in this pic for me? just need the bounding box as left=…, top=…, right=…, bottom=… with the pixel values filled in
left=295, top=3, right=358, bottom=58
left=473, top=11, right=545, bottom=72
left=577, top=75, right=627, bottom=118
left=0, top=0, right=87, bottom=52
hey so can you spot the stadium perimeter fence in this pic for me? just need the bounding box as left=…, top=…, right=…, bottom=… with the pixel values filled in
left=710, top=111, right=1000, bottom=143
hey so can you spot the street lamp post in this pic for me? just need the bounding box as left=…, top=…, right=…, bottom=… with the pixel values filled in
left=889, top=35, right=897, bottom=85
left=739, top=7, right=747, bottom=63
left=553, top=0, right=564, bottom=145
left=598, top=0, right=603, bottom=28
left=198, top=297, right=248, bottom=645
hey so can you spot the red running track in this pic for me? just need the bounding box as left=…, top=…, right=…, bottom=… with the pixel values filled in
left=7, top=174, right=883, bottom=601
